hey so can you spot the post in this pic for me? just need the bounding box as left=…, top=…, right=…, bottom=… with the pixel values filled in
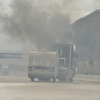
left=68, top=43, right=73, bottom=81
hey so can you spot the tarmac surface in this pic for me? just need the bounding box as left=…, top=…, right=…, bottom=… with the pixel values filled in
left=0, top=76, right=100, bottom=100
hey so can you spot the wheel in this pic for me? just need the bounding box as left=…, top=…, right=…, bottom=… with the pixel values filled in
left=31, top=78, right=34, bottom=82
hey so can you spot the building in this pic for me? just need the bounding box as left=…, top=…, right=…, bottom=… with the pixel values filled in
left=72, top=9, right=100, bottom=59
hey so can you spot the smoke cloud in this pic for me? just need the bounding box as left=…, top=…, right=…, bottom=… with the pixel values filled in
left=0, top=0, right=74, bottom=50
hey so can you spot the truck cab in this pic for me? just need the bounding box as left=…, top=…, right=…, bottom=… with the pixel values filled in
left=50, top=42, right=77, bottom=82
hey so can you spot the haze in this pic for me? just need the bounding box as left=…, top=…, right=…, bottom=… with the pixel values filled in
left=0, top=0, right=100, bottom=50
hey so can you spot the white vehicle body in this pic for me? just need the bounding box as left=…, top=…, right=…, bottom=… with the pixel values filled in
left=28, top=51, right=58, bottom=81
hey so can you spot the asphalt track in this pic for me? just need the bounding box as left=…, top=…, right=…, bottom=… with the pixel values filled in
left=0, top=76, right=100, bottom=100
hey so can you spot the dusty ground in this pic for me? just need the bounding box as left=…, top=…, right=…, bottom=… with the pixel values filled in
left=0, top=76, right=100, bottom=100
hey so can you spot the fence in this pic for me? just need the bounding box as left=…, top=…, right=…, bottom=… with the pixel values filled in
left=74, top=74, right=100, bottom=82
left=76, top=60, right=100, bottom=75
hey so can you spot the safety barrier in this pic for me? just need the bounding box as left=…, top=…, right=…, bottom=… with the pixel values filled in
left=74, top=74, right=100, bottom=82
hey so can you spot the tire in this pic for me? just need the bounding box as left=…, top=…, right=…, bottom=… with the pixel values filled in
left=53, top=78, right=56, bottom=82
left=31, top=78, right=34, bottom=82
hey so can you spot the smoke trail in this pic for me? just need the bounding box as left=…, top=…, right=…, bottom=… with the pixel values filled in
left=0, top=0, right=74, bottom=50
left=49, top=12, right=74, bottom=43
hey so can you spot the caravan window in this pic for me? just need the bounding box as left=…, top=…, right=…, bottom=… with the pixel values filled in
left=32, top=60, right=50, bottom=67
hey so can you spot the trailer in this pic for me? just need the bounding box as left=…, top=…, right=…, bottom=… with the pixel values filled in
left=28, top=51, right=58, bottom=82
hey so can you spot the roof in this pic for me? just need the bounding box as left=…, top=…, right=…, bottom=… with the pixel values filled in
left=72, top=9, right=100, bottom=25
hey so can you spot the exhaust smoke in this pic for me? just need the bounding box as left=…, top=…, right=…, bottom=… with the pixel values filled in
left=0, top=0, right=74, bottom=50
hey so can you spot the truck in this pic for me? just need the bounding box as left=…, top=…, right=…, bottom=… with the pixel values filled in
left=28, top=50, right=58, bottom=82
left=1, top=64, right=9, bottom=76
left=51, top=42, right=77, bottom=82
left=28, top=43, right=77, bottom=82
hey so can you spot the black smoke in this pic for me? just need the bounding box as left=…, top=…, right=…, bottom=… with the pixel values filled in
left=0, top=0, right=74, bottom=50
